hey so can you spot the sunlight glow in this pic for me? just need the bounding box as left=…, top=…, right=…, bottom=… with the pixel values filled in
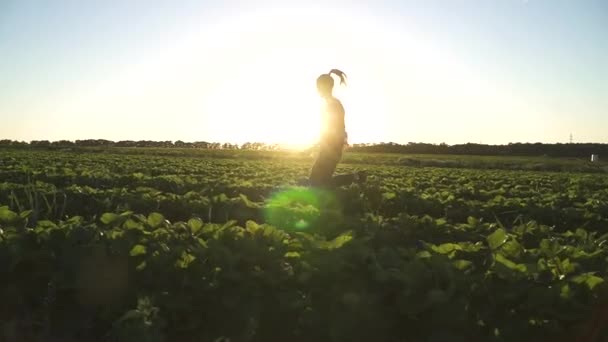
left=196, top=6, right=538, bottom=146
left=21, top=5, right=534, bottom=145
left=193, top=6, right=464, bottom=146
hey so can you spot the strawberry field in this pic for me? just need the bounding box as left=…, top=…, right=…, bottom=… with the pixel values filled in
left=1, top=147, right=607, bottom=341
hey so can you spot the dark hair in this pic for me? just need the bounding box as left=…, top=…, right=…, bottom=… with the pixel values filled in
left=317, top=69, right=347, bottom=92
left=328, top=69, right=347, bottom=86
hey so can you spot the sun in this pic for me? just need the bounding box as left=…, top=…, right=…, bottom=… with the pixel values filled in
left=200, top=57, right=323, bottom=148
left=141, top=6, right=413, bottom=147
left=194, top=8, right=361, bottom=148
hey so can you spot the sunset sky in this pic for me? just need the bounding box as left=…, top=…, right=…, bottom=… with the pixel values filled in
left=1, top=0, right=606, bottom=146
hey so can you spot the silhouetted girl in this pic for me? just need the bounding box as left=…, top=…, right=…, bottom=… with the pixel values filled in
left=309, top=69, right=366, bottom=188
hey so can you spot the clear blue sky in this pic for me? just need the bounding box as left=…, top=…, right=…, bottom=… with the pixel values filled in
left=1, top=0, right=606, bottom=144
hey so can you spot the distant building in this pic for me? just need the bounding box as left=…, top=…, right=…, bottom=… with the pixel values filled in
left=591, top=154, right=599, bottom=162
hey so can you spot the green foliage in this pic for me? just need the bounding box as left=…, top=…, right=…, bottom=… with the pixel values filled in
left=147, top=212, right=165, bottom=228
left=0, top=147, right=607, bottom=341
left=0, top=206, right=18, bottom=223
left=487, top=228, right=508, bottom=250
left=130, top=244, right=147, bottom=256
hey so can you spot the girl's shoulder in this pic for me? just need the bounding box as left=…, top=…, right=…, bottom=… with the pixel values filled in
left=327, top=96, right=342, bottom=105
left=326, top=97, right=344, bottom=113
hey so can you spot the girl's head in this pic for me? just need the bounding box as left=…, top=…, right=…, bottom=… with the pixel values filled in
left=316, top=69, right=347, bottom=97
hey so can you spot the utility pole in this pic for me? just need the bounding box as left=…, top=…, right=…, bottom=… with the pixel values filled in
left=569, top=133, right=573, bottom=144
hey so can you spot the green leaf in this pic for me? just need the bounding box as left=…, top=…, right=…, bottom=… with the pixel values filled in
left=175, top=251, right=196, bottom=269
left=571, top=249, right=602, bottom=260
left=467, top=216, right=479, bottom=226
left=435, top=218, right=448, bottom=226
left=0, top=206, right=18, bottom=223
left=129, top=244, right=147, bottom=256
left=100, top=213, right=120, bottom=225
left=325, top=231, right=353, bottom=250
left=133, top=214, right=147, bottom=223
left=382, top=192, right=397, bottom=200
left=540, top=239, right=564, bottom=257
left=67, top=216, right=84, bottom=224
left=19, top=210, right=33, bottom=219
left=136, top=261, right=147, bottom=271
left=416, top=251, right=432, bottom=259
left=487, top=228, right=508, bottom=250
left=501, top=240, right=524, bottom=259
left=539, top=239, right=551, bottom=253
left=188, top=218, right=204, bottom=234
left=575, top=228, right=588, bottom=240
left=284, top=251, right=301, bottom=258
left=560, top=284, right=571, bottom=299
left=495, top=253, right=527, bottom=273
left=453, top=259, right=473, bottom=271
left=37, top=220, right=58, bottom=229
left=220, top=220, right=237, bottom=230
left=123, top=218, right=143, bottom=230
left=214, top=193, right=229, bottom=203
left=120, top=211, right=134, bottom=217
left=561, top=258, right=576, bottom=275
left=263, top=225, right=278, bottom=238
left=147, top=213, right=165, bottom=228
left=108, top=230, right=124, bottom=240
left=431, top=243, right=461, bottom=258
left=459, top=242, right=484, bottom=252
left=159, top=242, right=170, bottom=252
left=197, top=238, right=208, bottom=248
left=571, top=273, right=604, bottom=290
left=245, top=220, right=260, bottom=233
left=240, top=194, right=261, bottom=208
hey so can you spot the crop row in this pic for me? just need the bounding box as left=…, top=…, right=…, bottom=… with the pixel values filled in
left=1, top=149, right=606, bottom=232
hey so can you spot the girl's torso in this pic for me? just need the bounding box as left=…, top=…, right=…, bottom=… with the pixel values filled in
left=321, top=97, right=346, bottom=144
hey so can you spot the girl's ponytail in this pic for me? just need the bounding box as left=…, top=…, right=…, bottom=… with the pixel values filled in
left=328, top=69, right=347, bottom=86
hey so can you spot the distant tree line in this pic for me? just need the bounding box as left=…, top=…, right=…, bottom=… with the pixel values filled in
left=0, top=139, right=606, bottom=157
left=348, top=142, right=607, bottom=158
left=0, top=139, right=281, bottom=151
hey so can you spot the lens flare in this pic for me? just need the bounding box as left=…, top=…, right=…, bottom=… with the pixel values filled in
left=264, top=187, right=343, bottom=231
